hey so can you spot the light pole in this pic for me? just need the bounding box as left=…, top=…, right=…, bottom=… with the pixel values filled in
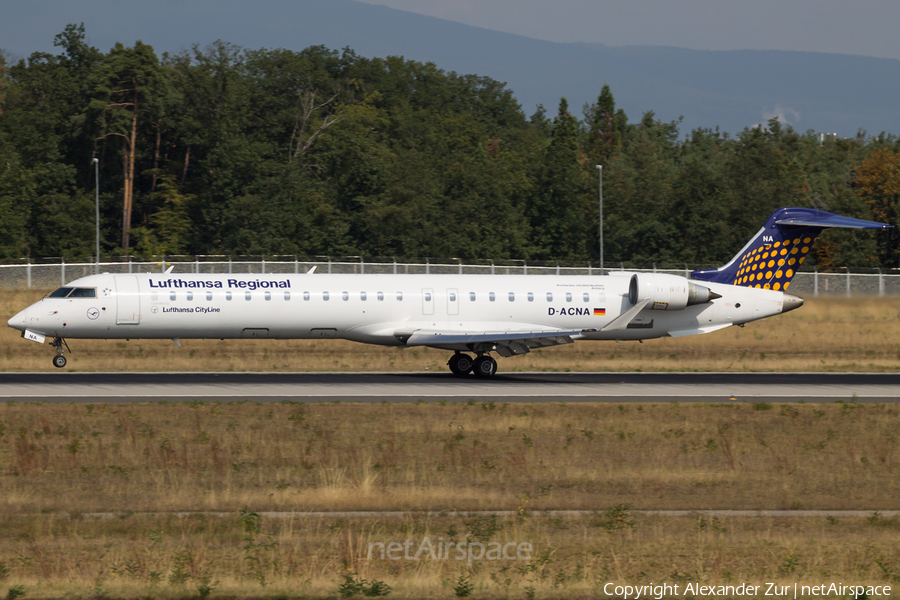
left=93, top=158, right=100, bottom=274
left=596, top=164, right=603, bottom=275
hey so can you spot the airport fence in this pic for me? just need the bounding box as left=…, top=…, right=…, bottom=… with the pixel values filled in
left=0, top=256, right=898, bottom=297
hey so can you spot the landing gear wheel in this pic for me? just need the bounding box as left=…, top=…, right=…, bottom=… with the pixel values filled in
left=472, top=355, right=498, bottom=378
left=50, top=336, right=69, bottom=369
left=448, top=353, right=474, bottom=376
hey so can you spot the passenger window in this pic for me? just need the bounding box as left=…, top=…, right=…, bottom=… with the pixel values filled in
left=566, top=293, right=572, bottom=302
left=265, top=291, right=271, bottom=301
left=597, top=293, right=606, bottom=302
left=226, top=291, right=232, bottom=301
left=323, top=292, right=330, bottom=301
left=377, top=292, right=384, bottom=301
left=424, top=292, right=432, bottom=301
left=361, top=292, right=367, bottom=301
left=170, top=291, right=176, bottom=301
left=186, top=291, right=193, bottom=301
left=449, top=293, right=456, bottom=302
left=583, top=292, right=589, bottom=302
left=304, top=292, right=310, bottom=301
left=397, top=292, right=403, bottom=301
left=547, top=292, right=553, bottom=302
left=245, top=291, right=251, bottom=301
left=508, top=292, right=515, bottom=302
left=342, top=292, right=349, bottom=301
left=284, top=291, right=291, bottom=301
left=470, top=292, right=476, bottom=301
left=527, top=292, right=534, bottom=302
left=151, top=292, right=158, bottom=301
left=489, top=292, right=495, bottom=302
left=206, top=291, right=213, bottom=301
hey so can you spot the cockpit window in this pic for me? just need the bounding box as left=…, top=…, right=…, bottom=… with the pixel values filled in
left=68, top=288, right=96, bottom=298
left=48, top=287, right=96, bottom=298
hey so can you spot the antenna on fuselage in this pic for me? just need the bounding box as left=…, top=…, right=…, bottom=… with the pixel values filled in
left=307, top=266, right=317, bottom=274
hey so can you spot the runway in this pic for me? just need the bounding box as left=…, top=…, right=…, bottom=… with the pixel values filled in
left=0, top=371, right=898, bottom=402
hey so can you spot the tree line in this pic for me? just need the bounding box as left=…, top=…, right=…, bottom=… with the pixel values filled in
left=1, top=24, right=899, bottom=269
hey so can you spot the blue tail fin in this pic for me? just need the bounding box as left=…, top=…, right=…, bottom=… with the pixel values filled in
left=690, top=208, right=890, bottom=290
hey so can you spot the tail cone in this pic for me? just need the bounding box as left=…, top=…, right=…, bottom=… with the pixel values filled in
left=782, top=293, right=804, bottom=314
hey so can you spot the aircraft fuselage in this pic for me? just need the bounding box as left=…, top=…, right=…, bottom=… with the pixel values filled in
left=8, top=272, right=788, bottom=350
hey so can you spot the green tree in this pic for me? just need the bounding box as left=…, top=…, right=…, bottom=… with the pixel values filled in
left=0, top=132, right=32, bottom=259
left=530, top=98, right=588, bottom=259
left=132, top=174, right=194, bottom=255
left=166, top=42, right=258, bottom=252
left=603, top=112, right=680, bottom=264
left=0, top=26, right=102, bottom=258
left=854, top=148, right=900, bottom=266
left=585, top=84, right=624, bottom=165
left=667, top=128, right=733, bottom=265
left=83, top=40, right=170, bottom=250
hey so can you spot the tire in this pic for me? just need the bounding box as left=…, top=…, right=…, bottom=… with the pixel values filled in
left=52, top=355, right=67, bottom=368
left=448, top=353, right=474, bottom=376
left=472, top=355, right=497, bottom=378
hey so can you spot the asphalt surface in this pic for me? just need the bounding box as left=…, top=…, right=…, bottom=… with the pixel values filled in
left=0, top=371, right=898, bottom=402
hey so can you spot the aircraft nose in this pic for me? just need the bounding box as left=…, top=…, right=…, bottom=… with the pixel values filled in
left=782, top=293, right=804, bottom=314
left=7, top=306, right=30, bottom=331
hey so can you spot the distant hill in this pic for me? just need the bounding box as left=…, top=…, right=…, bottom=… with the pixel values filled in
left=4, top=0, right=900, bottom=136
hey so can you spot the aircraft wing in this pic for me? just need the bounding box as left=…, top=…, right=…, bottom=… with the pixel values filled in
left=403, top=328, right=581, bottom=357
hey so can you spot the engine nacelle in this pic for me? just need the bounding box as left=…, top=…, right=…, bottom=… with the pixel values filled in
left=628, top=273, right=720, bottom=310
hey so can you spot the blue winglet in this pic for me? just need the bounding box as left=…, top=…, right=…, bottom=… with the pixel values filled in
left=690, top=208, right=891, bottom=290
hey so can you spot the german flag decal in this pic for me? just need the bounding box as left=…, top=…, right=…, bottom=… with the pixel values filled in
left=593, top=308, right=606, bottom=316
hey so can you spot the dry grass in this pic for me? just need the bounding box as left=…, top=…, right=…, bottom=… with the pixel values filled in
left=2, top=401, right=898, bottom=514
left=2, top=402, right=899, bottom=598
left=2, top=290, right=900, bottom=372
left=2, top=511, right=899, bottom=599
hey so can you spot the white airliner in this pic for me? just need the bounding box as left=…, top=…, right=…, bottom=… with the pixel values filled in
left=6, top=208, right=890, bottom=376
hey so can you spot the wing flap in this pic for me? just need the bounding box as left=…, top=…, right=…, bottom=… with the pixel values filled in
left=668, top=323, right=732, bottom=338
left=406, top=329, right=581, bottom=347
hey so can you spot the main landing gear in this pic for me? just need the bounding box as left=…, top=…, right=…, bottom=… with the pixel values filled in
left=448, top=352, right=497, bottom=378
left=50, top=337, right=70, bottom=368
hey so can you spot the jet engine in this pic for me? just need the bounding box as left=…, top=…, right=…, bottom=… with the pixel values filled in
left=628, top=273, right=721, bottom=310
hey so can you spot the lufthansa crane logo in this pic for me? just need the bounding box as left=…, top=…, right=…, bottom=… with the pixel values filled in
left=86, top=307, right=100, bottom=320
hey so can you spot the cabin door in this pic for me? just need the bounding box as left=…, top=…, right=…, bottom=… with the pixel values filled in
left=114, top=275, right=141, bottom=325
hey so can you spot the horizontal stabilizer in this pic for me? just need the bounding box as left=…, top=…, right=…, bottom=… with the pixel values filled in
left=776, top=212, right=891, bottom=230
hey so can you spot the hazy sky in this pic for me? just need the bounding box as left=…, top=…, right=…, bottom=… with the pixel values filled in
left=358, top=0, right=900, bottom=60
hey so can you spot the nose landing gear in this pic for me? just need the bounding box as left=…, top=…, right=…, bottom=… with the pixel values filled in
left=50, top=337, right=70, bottom=368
